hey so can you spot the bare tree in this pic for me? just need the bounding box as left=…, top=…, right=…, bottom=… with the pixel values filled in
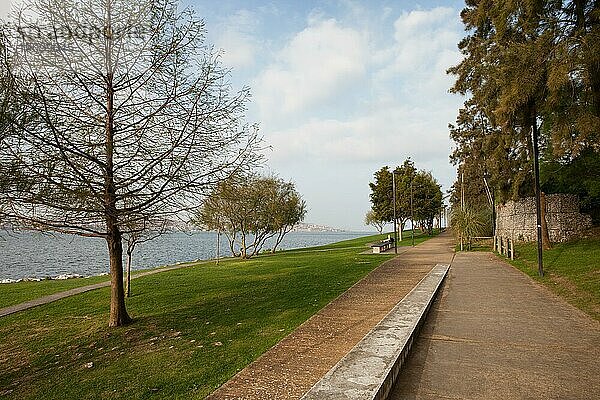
left=0, top=30, right=10, bottom=136
left=0, top=32, right=9, bottom=220
left=0, top=28, right=18, bottom=204
left=0, top=0, right=262, bottom=326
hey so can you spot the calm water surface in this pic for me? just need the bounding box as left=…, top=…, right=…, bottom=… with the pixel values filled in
left=0, top=231, right=368, bottom=281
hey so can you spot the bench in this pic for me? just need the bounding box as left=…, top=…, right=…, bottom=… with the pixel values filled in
left=371, top=239, right=394, bottom=253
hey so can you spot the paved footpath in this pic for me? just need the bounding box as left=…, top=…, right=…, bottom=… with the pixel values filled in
left=0, top=263, right=196, bottom=318
left=389, top=251, right=600, bottom=399
left=207, top=232, right=455, bottom=399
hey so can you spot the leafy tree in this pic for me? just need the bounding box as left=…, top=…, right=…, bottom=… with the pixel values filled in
left=0, top=0, right=262, bottom=326
left=449, top=100, right=532, bottom=205
left=269, top=180, right=307, bottom=253
left=448, top=0, right=600, bottom=249
left=369, top=159, right=416, bottom=240
left=369, top=166, right=394, bottom=230
left=450, top=0, right=600, bottom=198
left=195, top=175, right=306, bottom=258
left=448, top=164, right=490, bottom=213
left=546, top=1, right=600, bottom=154
left=364, top=209, right=387, bottom=234
left=412, top=171, right=443, bottom=235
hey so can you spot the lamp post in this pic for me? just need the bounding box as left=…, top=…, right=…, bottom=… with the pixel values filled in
left=532, top=109, right=544, bottom=277
left=392, top=171, right=398, bottom=254
left=410, top=180, right=414, bottom=247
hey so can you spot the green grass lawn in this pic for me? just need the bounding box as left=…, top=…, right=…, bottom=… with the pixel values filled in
left=506, top=236, right=600, bottom=321
left=0, top=231, right=441, bottom=399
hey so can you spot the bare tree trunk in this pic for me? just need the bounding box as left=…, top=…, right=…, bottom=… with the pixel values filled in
left=273, top=225, right=295, bottom=253
left=107, top=227, right=130, bottom=327
left=397, top=219, right=403, bottom=241
left=225, top=232, right=239, bottom=257
left=216, top=229, right=220, bottom=265
left=541, top=192, right=552, bottom=250
left=105, top=18, right=129, bottom=326
left=272, top=229, right=286, bottom=253
left=228, top=239, right=237, bottom=257
left=240, top=230, right=248, bottom=259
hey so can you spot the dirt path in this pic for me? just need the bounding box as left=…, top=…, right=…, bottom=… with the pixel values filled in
left=207, top=232, right=455, bottom=400
left=0, top=262, right=198, bottom=318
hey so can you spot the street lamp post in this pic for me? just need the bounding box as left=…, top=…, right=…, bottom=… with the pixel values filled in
left=392, top=171, right=397, bottom=254
left=532, top=110, right=544, bottom=277
left=411, top=181, right=415, bottom=247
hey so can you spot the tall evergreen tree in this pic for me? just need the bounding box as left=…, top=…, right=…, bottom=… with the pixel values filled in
left=450, top=0, right=600, bottom=179
left=449, top=0, right=600, bottom=248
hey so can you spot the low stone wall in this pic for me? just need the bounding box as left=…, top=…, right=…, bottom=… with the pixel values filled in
left=496, top=194, right=592, bottom=243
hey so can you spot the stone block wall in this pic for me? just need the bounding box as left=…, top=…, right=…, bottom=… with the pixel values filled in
left=496, top=194, right=592, bottom=243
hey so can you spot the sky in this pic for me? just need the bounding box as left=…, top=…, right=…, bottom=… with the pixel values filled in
left=1, top=0, right=467, bottom=231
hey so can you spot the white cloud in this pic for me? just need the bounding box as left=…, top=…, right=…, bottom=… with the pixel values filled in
left=214, top=9, right=261, bottom=69
left=254, top=6, right=464, bottom=229
left=267, top=104, right=454, bottom=166
left=253, top=18, right=368, bottom=117
left=260, top=7, right=462, bottom=169
left=376, top=7, right=462, bottom=81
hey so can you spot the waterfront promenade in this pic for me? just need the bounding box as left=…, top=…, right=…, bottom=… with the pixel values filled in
left=3, top=231, right=598, bottom=399
left=211, top=233, right=600, bottom=399
left=208, top=232, right=455, bottom=399
left=389, top=251, right=600, bottom=399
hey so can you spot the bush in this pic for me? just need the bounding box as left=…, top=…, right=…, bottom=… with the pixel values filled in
left=451, top=207, right=489, bottom=250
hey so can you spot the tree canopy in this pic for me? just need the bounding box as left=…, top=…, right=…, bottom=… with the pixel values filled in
left=449, top=0, right=600, bottom=216
left=412, top=171, right=443, bottom=235
left=195, top=175, right=306, bottom=259
left=369, top=159, right=443, bottom=237
left=541, top=148, right=600, bottom=224
left=364, top=209, right=387, bottom=234
left=368, top=160, right=416, bottom=239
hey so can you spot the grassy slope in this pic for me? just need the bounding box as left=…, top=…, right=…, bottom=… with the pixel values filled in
left=505, top=237, right=600, bottom=321
left=0, top=231, right=440, bottom=399
left=0, top=276, right=111, bottom=309
left=0, top=264, right=200, bottom=310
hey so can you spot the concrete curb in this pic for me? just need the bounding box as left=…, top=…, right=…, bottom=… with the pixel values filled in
left=301, top=263, right=450, bottom=400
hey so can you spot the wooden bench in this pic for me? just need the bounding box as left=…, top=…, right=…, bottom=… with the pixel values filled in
left=371, top=238, right=393, bottom=253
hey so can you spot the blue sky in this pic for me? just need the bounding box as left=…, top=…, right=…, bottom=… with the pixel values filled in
left=1, top=0, right=467, bottom=231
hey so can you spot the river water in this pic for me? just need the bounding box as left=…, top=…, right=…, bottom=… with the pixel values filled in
left=0, top=230, right=368, bottom=281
